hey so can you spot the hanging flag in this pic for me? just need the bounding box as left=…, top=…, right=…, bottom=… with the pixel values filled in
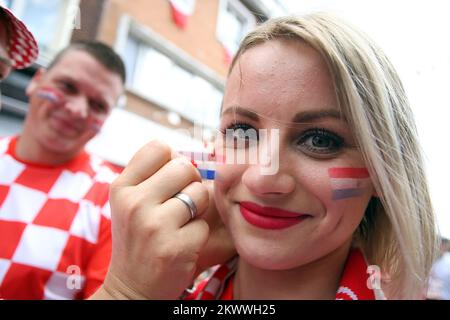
left=223, top=45, right=233, bottom=65
left=169, top=0, right=196, bottom=30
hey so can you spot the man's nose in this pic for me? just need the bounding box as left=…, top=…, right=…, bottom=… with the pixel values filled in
left=64, top=96, right=89, bottom=118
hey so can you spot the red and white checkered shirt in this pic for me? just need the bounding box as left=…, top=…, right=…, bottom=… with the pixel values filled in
left=0, top=136, right=119, bottom=299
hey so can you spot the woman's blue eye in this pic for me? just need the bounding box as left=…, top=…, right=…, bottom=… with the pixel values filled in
left=297, top=129, right=344, bottom=155
left=220, top=123, right=344, bottom=155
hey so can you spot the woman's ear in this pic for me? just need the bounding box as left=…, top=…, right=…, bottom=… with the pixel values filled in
left=25, top=67, right=45, bottom=96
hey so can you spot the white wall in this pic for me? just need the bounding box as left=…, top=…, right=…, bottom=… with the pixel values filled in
left=0, top=113, right=23, bottom=137
left=86, top=108, right=205, bottom=166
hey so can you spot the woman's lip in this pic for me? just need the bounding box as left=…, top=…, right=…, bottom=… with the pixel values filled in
left=239, top=202, right=310, bottom=230
left=240, top=201, right=308, bottom=218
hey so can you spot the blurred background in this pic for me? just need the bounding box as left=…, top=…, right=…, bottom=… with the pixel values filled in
left=0, top=0, right=449, bottom=238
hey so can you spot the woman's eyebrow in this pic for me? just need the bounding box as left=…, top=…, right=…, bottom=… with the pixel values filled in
left=221, top=106, right=260, bottom=122
left=221, top=107, right=343, bottom=124
left=292, top=109, right=342, bottom=123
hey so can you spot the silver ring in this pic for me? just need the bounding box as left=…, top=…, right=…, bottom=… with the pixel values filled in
left=173, top=192, right=197, bottom=220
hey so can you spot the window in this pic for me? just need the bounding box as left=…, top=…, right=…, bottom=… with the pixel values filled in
left=120, top=21, right=224, bottom=129
left=2, top=0, right=13, bottom=8
left=216, top=0, right=256, bottom=55
left=6, top=0, right=80, bottom=63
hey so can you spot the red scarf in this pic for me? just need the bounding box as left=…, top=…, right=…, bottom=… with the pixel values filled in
left=185, top=248, right=377, bottom=300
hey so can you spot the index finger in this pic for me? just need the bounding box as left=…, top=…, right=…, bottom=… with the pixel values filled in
left=114, top=140, right=172, bottom=187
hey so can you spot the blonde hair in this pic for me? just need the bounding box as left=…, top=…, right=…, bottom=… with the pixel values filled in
left=230, top=13, right=438, bottom=299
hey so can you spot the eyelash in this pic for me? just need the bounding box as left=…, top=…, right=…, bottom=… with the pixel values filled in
left=219, top=122, right=345, bottom=157
left=59, top=81, right=77, bottom=94
left=219, top=122, right=258, bottom=146
left=295, top=128, right=344, bottom=156
left=220, top=122, right=256, bottom=136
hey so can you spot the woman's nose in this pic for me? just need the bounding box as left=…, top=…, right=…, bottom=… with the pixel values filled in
left=241, top=132, right=296, bottom=196
left=242, top=163, right=296, bottom=197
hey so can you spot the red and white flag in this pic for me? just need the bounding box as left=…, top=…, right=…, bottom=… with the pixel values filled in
left=169, top=0, right=196, bottom=29
left=328, top=167, right=371, bottom=200
left=223, top=45, right=233, bottom=65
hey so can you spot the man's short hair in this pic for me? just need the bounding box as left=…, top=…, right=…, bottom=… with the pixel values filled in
left=47, top=41, right=126, bottom=83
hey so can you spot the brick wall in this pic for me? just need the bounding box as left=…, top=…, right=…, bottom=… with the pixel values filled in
left=95, top=0, right=229, bottom=129
left=98, top=0, right=229, bottom=77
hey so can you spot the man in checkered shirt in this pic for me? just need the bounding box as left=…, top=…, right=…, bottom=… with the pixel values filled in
left=0, top=40, right=125, bottom=299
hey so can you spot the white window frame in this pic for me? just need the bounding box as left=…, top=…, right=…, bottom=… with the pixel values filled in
left=116, top=16, right=225, bottom=91
left=216, top=0, right=256, bottom=54
left=9, top=0, right=80, bottom=64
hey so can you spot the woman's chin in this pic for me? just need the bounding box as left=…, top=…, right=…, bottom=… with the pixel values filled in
left=235, top=241, right=300, bottom=271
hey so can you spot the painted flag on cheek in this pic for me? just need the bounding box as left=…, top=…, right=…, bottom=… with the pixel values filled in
left=36, top=87, right=64, bottom=105
left=88, top=117, right=105, bottom=132
left=37, top=87, right=107, bottom=132
left=329, top=168, right=371, bottom=200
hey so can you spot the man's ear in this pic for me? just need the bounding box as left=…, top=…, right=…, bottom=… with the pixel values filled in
left=26, top=68, right=45, bottom=97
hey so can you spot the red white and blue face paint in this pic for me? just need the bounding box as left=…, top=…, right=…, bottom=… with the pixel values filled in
left=178, top=150, right=224, bottom=180
left=36, top=87, right=107, bottom=132
left=88, top=117, right=106, bottom=132
left=36, top=87, right=64, bottom=105
left=329, top=167, right=371, bottom=201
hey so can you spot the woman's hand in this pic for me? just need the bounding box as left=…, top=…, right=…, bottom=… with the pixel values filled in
left=93, top=140, right=210, bottom=299
left=195, top=179, right=236, bottom=276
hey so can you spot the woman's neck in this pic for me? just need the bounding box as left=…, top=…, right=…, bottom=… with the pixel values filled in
left=233, top=242, right=352, bottom=300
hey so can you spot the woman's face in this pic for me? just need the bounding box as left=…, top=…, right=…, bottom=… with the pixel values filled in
left=214, top=39, right=375, bottom=270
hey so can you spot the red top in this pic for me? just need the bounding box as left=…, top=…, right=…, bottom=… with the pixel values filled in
left=185, top=248, right=376, bottom=300
left=0, top=136, right=119, bottom=299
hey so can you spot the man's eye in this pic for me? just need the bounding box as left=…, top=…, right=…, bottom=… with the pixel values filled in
left=60, top=81, right=77, bottom=94
left=297, top=129, right=344, bottom=156
left=90, top=101, right=107, bottom=114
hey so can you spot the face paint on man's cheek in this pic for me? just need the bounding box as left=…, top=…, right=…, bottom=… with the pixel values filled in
left=36, top=87, right=65, bottom=106
left=87, top=116, right=106, bottom=132
left=328, top=167, right=371, bottom=200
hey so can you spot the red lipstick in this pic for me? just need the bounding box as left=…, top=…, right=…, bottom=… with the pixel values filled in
left=239, top=201, right=309, bottom=230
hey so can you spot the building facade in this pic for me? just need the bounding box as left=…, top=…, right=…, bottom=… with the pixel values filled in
left=0, top=0, right=287, bottom=165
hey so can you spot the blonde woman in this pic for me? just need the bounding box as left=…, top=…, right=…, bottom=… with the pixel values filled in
left=91, top=13, right=438, bottom=300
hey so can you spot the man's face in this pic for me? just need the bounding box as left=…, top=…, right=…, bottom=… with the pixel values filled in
left=25, top=49, right=123, bottom=156
left=0, top=17, right=12, bottom=81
